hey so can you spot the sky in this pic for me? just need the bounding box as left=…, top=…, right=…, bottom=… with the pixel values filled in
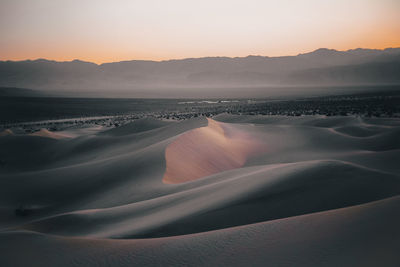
left=0, top=0, right=399, bottom=64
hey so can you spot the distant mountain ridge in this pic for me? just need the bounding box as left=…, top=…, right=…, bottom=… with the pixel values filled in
left=1, top=47, right=399, bottom=97
left=0, top=87, right=46, bottom=97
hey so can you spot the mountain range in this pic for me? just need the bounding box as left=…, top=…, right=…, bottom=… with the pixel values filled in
left=1, top=48, right=399, bottom=97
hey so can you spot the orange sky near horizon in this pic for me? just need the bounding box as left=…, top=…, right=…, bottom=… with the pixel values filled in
left=0, top=0, right=399, bottom=64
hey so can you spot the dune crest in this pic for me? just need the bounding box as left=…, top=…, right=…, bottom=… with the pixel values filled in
left=0, top=129, right=13, bottom=136
left=30, top=129, right=72, bottom=139
left=162, top=118, right=267, bottom=184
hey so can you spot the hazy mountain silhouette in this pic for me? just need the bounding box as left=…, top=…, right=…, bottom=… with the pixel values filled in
left=0, top=87, right=46, bottom=97
left=0, top=48, right=399, bottom=97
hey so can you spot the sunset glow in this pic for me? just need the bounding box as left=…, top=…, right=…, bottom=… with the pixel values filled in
left=1, top=0, right=399, bottom=63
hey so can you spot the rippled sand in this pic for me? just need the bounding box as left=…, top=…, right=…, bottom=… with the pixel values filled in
left=0, top=115, right=399, bottom=266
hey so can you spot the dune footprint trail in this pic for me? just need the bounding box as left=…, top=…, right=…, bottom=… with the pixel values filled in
left=163, top=118, right=268, bottom=184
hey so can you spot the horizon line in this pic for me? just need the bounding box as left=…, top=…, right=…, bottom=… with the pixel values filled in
left=1, top=46, right=399, bottom=65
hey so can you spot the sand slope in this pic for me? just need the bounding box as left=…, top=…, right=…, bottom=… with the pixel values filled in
left=0, top=115, right=399, bottom=266
left=1, top=196, right=399, bottom=267
left=0, top=129, right=13, bottom=137
left=163, top=118, right=267, bottom=183
left=29, top=129, right=72, bottom=139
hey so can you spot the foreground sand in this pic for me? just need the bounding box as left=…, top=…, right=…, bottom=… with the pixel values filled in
left=0, top=115, right=399, bottom=266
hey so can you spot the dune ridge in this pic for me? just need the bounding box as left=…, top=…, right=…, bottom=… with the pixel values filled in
left=163, top=118, right=267, bottom=184
left=0, top=114, right=399, bottom=266
left=1, top=195, right=399, bottom=267
left=29, top=129, right=72, bottom=139
left=0, top=128, right=13, bottom=136
left=12, top=159, right=400, bottom=239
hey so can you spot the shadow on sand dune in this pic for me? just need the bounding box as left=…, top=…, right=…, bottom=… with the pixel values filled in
left=0, top=115, right=399, bottom=266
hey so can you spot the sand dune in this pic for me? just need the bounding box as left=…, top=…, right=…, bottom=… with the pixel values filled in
left=1, top=196, right=399, bottom=267
left=29, top=128, right=72, bottom=139
left=163, top=118, right=267, bottom=183
left=13, top=160, right=400, bottom=239
left=0, top=128, right=13, bottom=136
left=0, top=115, right=399, bottom=266
left=101, top=117, right=174, bottom=136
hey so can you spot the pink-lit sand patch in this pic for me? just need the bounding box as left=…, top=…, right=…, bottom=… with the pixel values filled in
left=0, top=129, right=13, bottom=137
left=30, top=129, right=72, bottom=139
left=162, top=118, right=267, bottom=184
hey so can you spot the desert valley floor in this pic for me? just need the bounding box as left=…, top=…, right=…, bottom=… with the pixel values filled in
left=0, top=114, right=400, bottom=266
